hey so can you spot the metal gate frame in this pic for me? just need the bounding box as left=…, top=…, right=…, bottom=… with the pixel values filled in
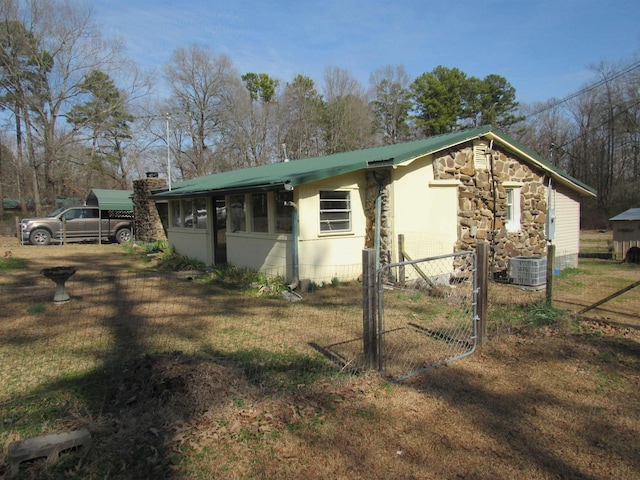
left=376, top=251, right=479, bottom=382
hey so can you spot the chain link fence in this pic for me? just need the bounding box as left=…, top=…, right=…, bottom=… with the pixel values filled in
left=0, top=267, right=369, bottom=428
left=377, top=251, right=478, bottom=382
left=552, top=257, right=640, bottom=325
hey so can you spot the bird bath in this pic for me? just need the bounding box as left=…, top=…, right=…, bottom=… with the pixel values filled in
left=41, top=266, right=78, bottom=304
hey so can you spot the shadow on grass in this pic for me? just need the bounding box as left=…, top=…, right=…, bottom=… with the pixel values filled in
left=406, top=327, right=640, bottom=479
left=1, top=259, right=347, bottom=478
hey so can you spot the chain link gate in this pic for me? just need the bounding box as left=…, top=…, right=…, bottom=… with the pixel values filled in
left=376, top=251, right=478, bottom=382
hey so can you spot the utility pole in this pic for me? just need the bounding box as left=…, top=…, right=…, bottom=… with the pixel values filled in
left=165, top=114, right=172, bottom=191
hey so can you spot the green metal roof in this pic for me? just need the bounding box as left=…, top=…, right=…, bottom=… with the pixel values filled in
left=85, top=189, right=134, bottom=211
left=153, top=126, right=596, bottom=199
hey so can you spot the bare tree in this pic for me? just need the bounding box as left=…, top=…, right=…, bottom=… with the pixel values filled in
left=322, top=65, right=375, bottom=154
left=0, top=0, right=125, bottom=211
left=278, top=74, right=324, bottom=160
left=369, top=65, right=412, bottom=144
left=217, top=73, right=280, bottom=169
left=163, top=45, right=237, bottom=178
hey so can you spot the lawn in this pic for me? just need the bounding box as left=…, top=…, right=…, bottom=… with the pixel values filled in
left=0, top=235, right=639, bottom=479
left=579, top=229, right=613, bottom=254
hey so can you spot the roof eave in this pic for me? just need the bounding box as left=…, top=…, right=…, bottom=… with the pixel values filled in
left=482, top=130, right=597, bottom=198
left=152, top=181, right=290, bottom=199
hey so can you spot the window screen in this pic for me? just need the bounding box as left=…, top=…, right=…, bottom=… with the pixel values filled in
left=319, top=190, right=351, bottom=232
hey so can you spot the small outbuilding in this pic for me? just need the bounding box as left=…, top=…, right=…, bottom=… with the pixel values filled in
left=609, top=208, right=640, bottom=261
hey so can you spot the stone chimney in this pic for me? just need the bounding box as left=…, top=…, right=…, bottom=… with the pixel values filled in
left=133, top=177, right=167, bottom=243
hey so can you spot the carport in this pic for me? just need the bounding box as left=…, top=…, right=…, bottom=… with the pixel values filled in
left=85, top=189, right=134, bottom=243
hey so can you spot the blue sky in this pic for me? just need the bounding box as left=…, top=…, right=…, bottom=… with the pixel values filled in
left=93, top=0, right=639, bottom=104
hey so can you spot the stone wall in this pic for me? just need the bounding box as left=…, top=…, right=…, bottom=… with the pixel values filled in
left=434, top=142, right=547, bottom=277
left=132, top=178, right=167, bottom=243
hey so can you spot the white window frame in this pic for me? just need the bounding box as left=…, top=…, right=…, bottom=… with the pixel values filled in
left=319, top=190, right=352, bottom=234
left=504, top=183, right=522, bottom=233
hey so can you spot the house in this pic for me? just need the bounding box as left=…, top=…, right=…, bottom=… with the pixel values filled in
left=151, top=125, right=596, bottom=284
left=609, top=208, right=640, bottom=261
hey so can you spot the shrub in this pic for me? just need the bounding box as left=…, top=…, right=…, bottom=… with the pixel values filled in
left=525, top=300, right=564, bottom=327
left=209, top=264, right=287, bottom=296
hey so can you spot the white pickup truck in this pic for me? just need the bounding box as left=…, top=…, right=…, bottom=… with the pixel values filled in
left=19, top=205, right=133, bottom=245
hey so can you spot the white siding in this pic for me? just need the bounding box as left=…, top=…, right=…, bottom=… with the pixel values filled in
left=551, top=183, right=580, bottom=269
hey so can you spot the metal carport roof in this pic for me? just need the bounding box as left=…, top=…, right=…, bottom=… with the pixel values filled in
left=85, top=189, right=134, bottom=211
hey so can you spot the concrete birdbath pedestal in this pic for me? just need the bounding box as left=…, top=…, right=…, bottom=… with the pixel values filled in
left=41, top=266, right=78, bottom=304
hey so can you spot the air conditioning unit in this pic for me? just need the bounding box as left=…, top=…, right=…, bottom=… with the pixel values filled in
left=509, top=256, right=547, bottom=287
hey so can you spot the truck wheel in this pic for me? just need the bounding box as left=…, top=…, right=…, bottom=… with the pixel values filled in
left=115, top=228, right=132, bottom=244
left=30, top=228, right=52, bottom=246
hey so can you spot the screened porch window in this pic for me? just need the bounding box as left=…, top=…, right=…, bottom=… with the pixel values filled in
left=170, top=200, right=181, bottom=228
left=275, top=191, right=293, bottom=233
left=251, top=193, right=268, bottom=233
left=320, top=190, right=351, bottom=233
left=230, top=195, right=246, bottom=232
left=195, top=198, right=207, bottom=229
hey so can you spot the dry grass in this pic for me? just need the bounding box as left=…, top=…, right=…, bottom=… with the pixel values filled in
left=0, top=236, right=639, bottom=479
left=580, top=229, right=613, bottom=254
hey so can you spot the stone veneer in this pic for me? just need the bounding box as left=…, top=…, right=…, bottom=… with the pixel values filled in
left=434, top=142, right=547, bottom=277
left=133, top=178, right=167, bottom=243
left=365, top=169, right=393, bottom=268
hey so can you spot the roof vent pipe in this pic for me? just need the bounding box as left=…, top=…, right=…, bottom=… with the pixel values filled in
left=282, top=143, right=289, bottom=162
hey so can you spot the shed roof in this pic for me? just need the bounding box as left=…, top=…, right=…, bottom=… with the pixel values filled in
left=153, top=126, right=596, bottom=199
left=609, top=208, right=640, bottom=221
left=85, top=189, right=134, bottom=211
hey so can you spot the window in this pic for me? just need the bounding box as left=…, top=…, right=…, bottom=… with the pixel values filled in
left=252, top=193, right=268, bottom=232
left=230, top=195, right=246, bottom=232
left=63, top=208, right=82, bottom=221
left=275, top=191, right=293, bottom=233
left=83, top=208, right=99, bottom=219
left=320, top=190, right=351, bottom=233
left=183, top=200, right=194, bottom=228
left=170, top=200, right=181, bottom=228
left=195, top=198, right=207, bottom=229
left=505, top=187, right=521, bottom=232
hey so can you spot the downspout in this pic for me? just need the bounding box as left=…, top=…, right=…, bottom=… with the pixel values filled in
left=286, top=200, right=300, bottom=291
left=488, top=141, right=497, bottom=274
left=371, top=170, right=388, bottom=272
left=375, top=183, right=382, bottom=271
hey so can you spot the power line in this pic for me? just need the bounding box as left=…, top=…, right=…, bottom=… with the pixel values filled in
left=555, top=98, right=640, bottom=151
left=527, top=60, right=640, bottom=119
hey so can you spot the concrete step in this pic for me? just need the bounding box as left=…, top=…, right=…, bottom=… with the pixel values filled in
left=8, top=428, right=91, bottom=478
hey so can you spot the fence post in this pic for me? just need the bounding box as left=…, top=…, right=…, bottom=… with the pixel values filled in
left=476, top=241, right=489, bottom=347
left=546, top=244, right=555, bottom=308
left=362, top=248, right=377, bottom=369
left=398, top=234, right=405, bottom=286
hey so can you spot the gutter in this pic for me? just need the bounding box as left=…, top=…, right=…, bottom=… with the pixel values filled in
left=151, top=181, right=292, bottom=199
